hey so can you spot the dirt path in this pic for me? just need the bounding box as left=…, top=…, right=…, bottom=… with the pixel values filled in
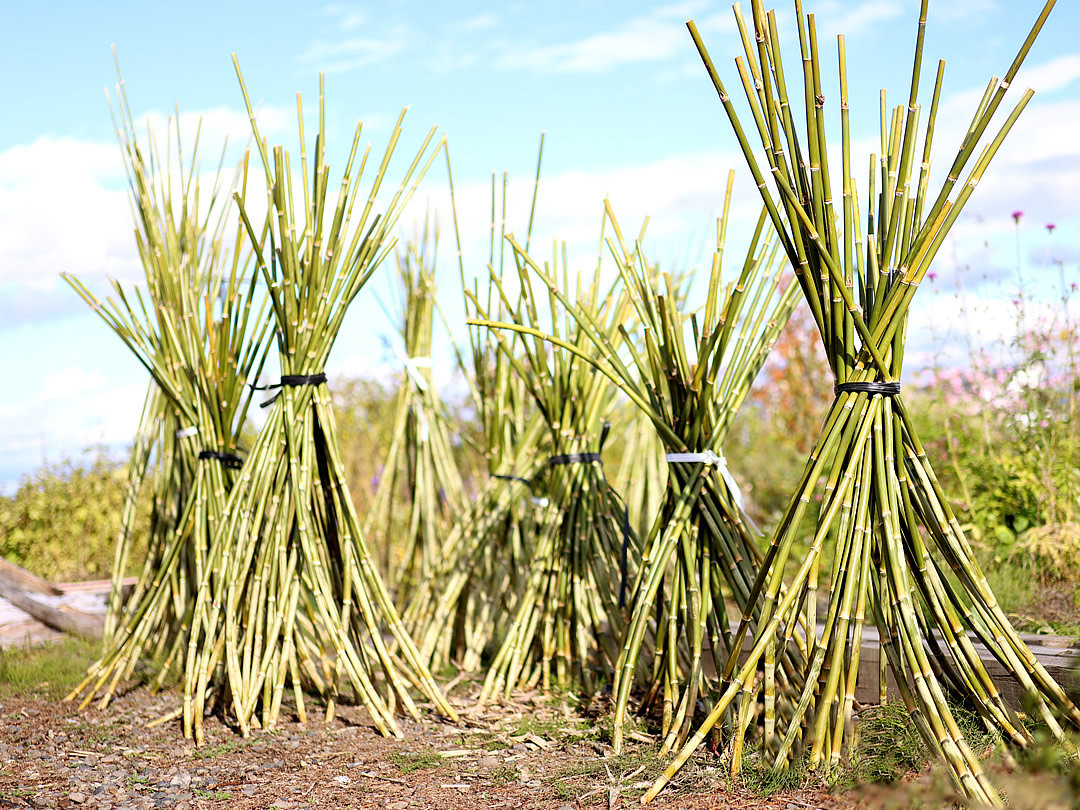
left=0, top=682, right=865, bottom=810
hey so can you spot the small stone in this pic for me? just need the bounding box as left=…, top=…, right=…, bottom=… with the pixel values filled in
left=387, top=802, right=409, bottom=810
left=477, top=756, right=500, bottom=770
left=333, top=775, right=350, bottom=785
left=169, top=772, right=192, bottom=790
left=526, top=779, right=542, bottom=788
left=242, top=785, right=259, bottom=797
left=69, top=794, right=87, bottom=804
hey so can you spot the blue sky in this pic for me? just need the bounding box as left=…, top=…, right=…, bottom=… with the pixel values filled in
left=1, top=0, right=1078, bottom=489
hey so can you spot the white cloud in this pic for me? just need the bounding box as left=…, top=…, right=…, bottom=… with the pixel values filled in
left=1015, top=53, right=1080, bottom=95
left=820, top=0, right=904, bottom=37
left=0, top=102, right=292, bottom=295
left=297, top=28, right=408, bottom=74
left=459, top=13, right=497, bottom=32
left=322, top=4, right=366, bottom=31
left=496, top=7, right=700, bottom=74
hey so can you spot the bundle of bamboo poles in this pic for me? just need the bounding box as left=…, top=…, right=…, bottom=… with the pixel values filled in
left=402, top=155, right=547, bottom=674
left=471, top=214, right=645, bottom=699
left=64, top=71, right=273, bottom=708
left=645, top=1, right=1080, bottom=803
left=362, top=219, right=466, bottom=600
left=482, top=195, right=801, bottom=754
left=168, top=64, right=457, bottom=742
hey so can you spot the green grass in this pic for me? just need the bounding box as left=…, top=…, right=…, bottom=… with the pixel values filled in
left=849, top=702, right=930, bottom=786
left=194, top=789, right=232, bottom=800
left=0, top=637, right=99, bottom=699
left=508, top=714, right=581, bottom=739
left=489, top=765, right=518, bottom=785
left=739, top=757, right=807, bottom=797
left=191, top=740, right=247, bottom=759
left=389, top=750, right=444, bottom=773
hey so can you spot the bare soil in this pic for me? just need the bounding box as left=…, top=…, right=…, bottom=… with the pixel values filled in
left=0, top=678, right=868, bottom=810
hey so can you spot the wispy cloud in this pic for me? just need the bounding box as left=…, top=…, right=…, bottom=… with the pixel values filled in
left=297, top=27, right=409, bottom=74
left=322, top=4, right=367, bottom=32
left=800, top=0, right=905, bottom=39
left=496, top=3, right=709, bottom=74
left=1015, top=53, right=1080, bottom=95
left=458, top=12, right=497, bottom=32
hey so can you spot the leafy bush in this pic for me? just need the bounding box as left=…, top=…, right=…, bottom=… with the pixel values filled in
left=0, top=449, right=145, bottom=581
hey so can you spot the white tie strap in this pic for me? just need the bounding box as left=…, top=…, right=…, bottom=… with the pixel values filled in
left=393, top=346, right=433, bottom=392
left=175, top=426, right=199, bottom=439
left=664, top=450, right=758, bottom=532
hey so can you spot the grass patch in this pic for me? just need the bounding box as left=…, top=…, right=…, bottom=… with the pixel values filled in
left=389, top=750, right=444, bottom=774
left=850, top=702, right=930, bottom=786
left=508, top=714, right=579, bottom=739
left=740, top=758, right=806, bottom=797
left=191, top=740, right=247, bottom=759
left=489, top=765, right=518, bottom=785
left=194, top=789, right=233, bottom=800
left=0, top=637, right=99, bottom=699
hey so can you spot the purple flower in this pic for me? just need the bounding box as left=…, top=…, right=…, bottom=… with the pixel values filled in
left=1046, top=222, right=1057, bottom=233
left=1011, top=210, right=1024, bottom=224
left=928, top=271, right=938, bottom=283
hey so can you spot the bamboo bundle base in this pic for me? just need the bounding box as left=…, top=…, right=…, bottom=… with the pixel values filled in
left=647, top=389, right=1080, bottom=805
left=481, top=442, right=634, bottom=700
left=181, top=383, right=458, bottom=742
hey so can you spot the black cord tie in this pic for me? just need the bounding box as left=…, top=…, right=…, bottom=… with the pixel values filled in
left=253, top=373, right=329, bottom=407
left=198, top=449, right=243, bottom=469
left=834, top=381, right=901, bottom=397
left=491, top=473, right=534, bottom=486
left=619, top=503, right=630, bottom=609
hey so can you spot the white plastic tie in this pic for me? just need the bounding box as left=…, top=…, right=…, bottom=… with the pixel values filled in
left=665, top=450, right=758, bottom=532
left=175, top=426, right=199, bottom=439
left=393, top=346, right=432, bottom=392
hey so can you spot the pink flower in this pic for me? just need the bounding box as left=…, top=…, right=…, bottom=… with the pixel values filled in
left=928, top=271, right=938, bottom=282
left=1046, top=223, right=1056, bottom=233
left=1011, top=210, right=1024, bottom=224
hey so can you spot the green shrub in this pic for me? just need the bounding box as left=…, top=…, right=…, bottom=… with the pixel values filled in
left=0, top=449, right=145, bottom=581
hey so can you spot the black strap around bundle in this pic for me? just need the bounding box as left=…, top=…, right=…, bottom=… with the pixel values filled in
left=547, top=421, right=611, bottom=467
left=253, top=373, right=329, bottom=407
left=547, top=451, right=603, bottom=465
left=834, top=381, right=901, bottom=397
left=198, top=449, right=244, bottom=469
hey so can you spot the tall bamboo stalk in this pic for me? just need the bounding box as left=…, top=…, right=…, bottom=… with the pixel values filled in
left=644, top=2, right=1080, bottom=803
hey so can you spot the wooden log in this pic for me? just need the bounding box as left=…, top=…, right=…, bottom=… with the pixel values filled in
left=0, top=556, right=63, bottom=596
left=0, top=578, right=103, bottom=641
